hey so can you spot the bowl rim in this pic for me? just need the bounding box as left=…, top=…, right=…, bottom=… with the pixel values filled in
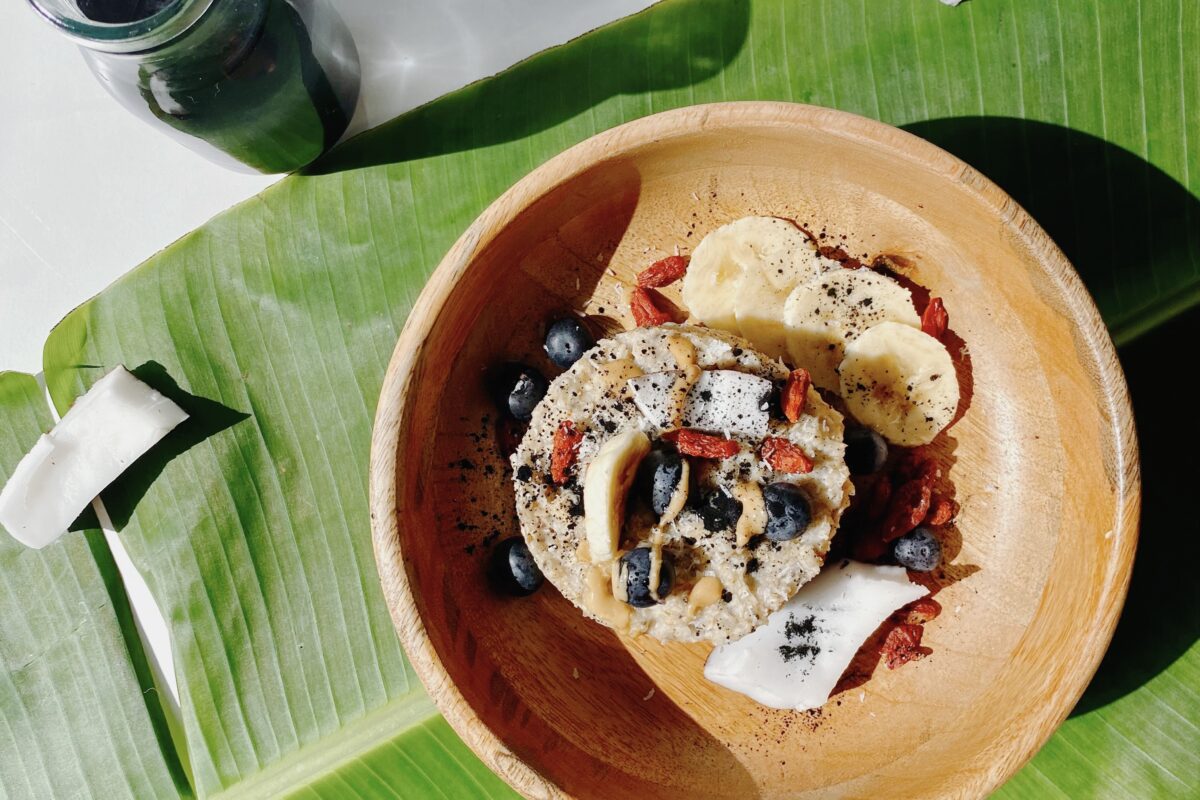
left=369, top=101, right=1140, bottom=800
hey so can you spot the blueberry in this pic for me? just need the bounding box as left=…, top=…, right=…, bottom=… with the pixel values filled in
left=697, top=487, right=742, bottom=532
left=636, top=446, right=687, bottom=516
left=488, top=537, right=544, bottom=596
left=762, top=482, right=811, bottom=541
left=543, top=318, right=594, bottom=369
left=619, top=547, right=675, bottom=607
left=488, top=363, right=547, bottom=420
left=844, top=427, right=888, bottom=475
left=892, top=527, right=942, bottom=572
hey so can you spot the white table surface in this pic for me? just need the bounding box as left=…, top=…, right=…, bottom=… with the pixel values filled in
left=1, top=0, right=654, bottom=706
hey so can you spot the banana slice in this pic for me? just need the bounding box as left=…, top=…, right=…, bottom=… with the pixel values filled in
left=838, top=322, right=959, bottom=446
left=784, top=269, right=921, bottom=389
left=732, top=276, right=792, bottom=357
left=584, top=429, right=651, bottom=562
left=732, top=223, right=826, bottom=359
left=683, top=216, right=820, bottom=337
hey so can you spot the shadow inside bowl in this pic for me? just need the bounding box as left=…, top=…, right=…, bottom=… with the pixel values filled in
left=394, top=157, right=759, bottom=797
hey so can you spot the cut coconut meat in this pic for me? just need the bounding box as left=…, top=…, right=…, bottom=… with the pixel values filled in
left=0, top=366, right=188, bottom=549
left=704, top=560, right=928, bottom=710
left=628, top=369, right=774, bottom=439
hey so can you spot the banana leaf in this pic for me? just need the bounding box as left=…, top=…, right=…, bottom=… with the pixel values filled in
left=5, top=0, right=1197, bottom=797
left=0, top=372, right=189, bottom=799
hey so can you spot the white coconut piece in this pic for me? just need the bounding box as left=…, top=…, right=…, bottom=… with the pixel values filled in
left=628, top=369, right=773, bottom=438
left=704, top=561, right=928, bottom=710
left=0, top=366, right=188, bottom=549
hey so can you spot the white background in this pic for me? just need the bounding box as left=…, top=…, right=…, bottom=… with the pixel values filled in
left=1, top=0, right=655, bottom=373
left=0, top=0, right=655, bottom=703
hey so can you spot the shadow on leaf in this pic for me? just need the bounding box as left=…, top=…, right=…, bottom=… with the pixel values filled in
left=1070, top=309, right=1200, bottom=715
left=99, top=362, right=250, bottom=531
left=308, top=0, right=750, bottom=172
left=902, top=117, right=1200, bottom=344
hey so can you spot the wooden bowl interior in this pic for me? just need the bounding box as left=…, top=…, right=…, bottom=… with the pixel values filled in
left=384, top=109, right=1136, bottom=799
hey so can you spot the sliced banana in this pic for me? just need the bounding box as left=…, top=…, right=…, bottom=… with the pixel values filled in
left=784, top=269, right=921, bottom=390
left=838, top=322, right=959, bottom=446
left=583, top=429, right=651, bottom=562
left=683, top=216, right=820, bottom=338
left=732, top=275, right=792, bottom=357
left=732, top=223, right=826, bottom=359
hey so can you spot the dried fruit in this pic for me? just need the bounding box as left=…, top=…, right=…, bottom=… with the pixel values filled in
left=896, top=451, right=939, bottom=486
left=662, top=428, right=740, bottom=459
left=882, top=623, right=931, bottom=669
left=926, top=495, right=955, bottom=526
left=636, top=254, right=690, bottom=288
left=921, top=297, right=949, bottom=339
left=630, top=287, right=674, bottom=327
left=780, top=368, right=811, bottom=422
left=550, top=420, right=584, bottom=484
left=759, top=437, right=814, bottom=474
left=865, top=476, right=893, bottom=521
left=849, top=529, right=889, bottom=562
left=894, top=597, right=942, bottom=625
left=881, top=478, right=932, bottom=542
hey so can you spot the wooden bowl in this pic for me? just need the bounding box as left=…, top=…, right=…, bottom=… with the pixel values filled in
left=370, top=103, right=1138, bottom=799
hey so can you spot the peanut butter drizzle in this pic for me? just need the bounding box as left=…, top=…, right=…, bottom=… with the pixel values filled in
left=610, top=557, right=628, bottom=603
left=687, top=576, right=724, bottom=617
left=595, top=356, right=643, bottom=396
left=576, top=538, right=591, bottom=564
left=585, top=565, right=631, bottom=630
left=660, top=459, right=690, bottom=524
left=733, top=481, right=766, bottom=548
left=647, top=527, right=666, bottom=602
left=664, top=335, right=703, bottom=428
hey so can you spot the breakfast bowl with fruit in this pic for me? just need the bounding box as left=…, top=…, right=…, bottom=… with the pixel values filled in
left=369, top=103, right=1138, bottom=799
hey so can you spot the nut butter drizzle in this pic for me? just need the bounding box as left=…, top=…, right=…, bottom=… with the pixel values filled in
left=733, top=481, right=766, bottom=548
left=584, top=565, right=631, bottom=630
left=595, top=356, right=643, bottom=396
left=664, top=334, right=703, bottom=428
left=661, top=460, right=690, bottom=523
left=647, top=526, right=666, bottom=602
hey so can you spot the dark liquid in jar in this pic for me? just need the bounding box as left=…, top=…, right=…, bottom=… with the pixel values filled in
left=78, top=0, right=175, bottom=22
left=79, top=0, right=357, bottom=173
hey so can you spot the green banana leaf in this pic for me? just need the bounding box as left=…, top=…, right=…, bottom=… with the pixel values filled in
left=0, top=372, right=189, bottom=799
left=4, top=0, right=1197, bottom=797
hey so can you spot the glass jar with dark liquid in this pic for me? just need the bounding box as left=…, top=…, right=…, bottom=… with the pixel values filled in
left=29, top=0, right=360, bottom=173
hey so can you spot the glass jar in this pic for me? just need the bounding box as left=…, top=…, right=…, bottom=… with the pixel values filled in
left=28, top=0, right=361, bottom=173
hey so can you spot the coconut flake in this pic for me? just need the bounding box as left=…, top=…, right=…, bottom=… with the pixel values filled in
left=628, top=369, right=773, bottom=438
left=704, top=561, right=927, bottom=710
left=0, top=366, right=188, bottom=549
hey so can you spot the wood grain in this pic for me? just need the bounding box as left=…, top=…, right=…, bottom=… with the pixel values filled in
left=369, top=103, right=1139, bottom=800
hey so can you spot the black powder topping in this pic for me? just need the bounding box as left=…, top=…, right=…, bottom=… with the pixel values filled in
left=784, top=615, right=817, bottom=639
left=778, top=613, right=821, bottom=664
